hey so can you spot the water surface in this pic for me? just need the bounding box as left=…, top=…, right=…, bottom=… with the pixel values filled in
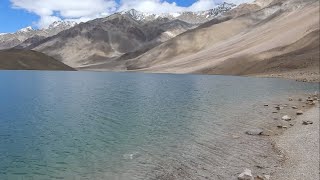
left=0, top=71, right=318, bottom=180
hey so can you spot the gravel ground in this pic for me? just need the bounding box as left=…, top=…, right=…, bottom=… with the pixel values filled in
left=252, top=70, right=320, bottom=83
left=272, top=105, right=320, bottom=180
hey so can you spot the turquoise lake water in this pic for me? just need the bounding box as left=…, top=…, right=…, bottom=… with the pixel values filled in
left=0, top=71, right=318, bottom=180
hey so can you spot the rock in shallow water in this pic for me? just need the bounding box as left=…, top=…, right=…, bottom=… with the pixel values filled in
left=238, top=169, right=254, bottom=180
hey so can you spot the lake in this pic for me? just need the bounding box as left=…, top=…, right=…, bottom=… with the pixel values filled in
left=0, top=71, right=318, bottom=180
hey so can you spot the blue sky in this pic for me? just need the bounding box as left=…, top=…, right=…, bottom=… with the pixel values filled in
left=0, top=0, right=38, bottom=32
left=0, top=0, right=242, bottom=33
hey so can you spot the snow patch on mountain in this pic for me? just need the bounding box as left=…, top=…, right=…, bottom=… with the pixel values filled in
left=122, top=2, right=236, bottom=24
left=18, top=26, right=33, bottom=33
left=0, top=21, right=77, bottom=49
left=47, top=21, right=77, bottom=30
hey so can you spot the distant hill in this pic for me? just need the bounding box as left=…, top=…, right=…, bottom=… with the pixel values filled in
left=0, top=49, right=75, bottom=71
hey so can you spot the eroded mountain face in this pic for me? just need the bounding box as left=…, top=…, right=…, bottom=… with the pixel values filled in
left=27, top=4, right=238, bottom=68
left=29, top=14, right=195, bottom=68
left=125, top=0, right=319, bottom=79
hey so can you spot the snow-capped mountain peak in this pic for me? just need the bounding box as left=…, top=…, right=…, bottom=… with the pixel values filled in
left=0, top=20, right=77, bottom=49
left=122, top=2, right=236, bottom=24
left=47, top=21, right=77, bottom=30
left=122, top=9, right=155, bottom=21
left=18, top=26, right=33, bottom=33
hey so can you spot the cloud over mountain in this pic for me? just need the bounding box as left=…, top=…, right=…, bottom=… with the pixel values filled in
left=11, top=0, right=117, bottom=28
left=10, top=0, right=254, bottom=28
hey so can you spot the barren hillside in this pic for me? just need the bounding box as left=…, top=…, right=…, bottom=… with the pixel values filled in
left=0, top=49, right=75, bottom=71
left=125, top=0, right=319, bottom=81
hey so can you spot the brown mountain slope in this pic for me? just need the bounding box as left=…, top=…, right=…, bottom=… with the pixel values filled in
left=126, top=0, right=319, bottom=81
left=30, top=15, right=193, bottom=68
left=197, top=30, right=320, bottom=82
left=0, top=49, right=75, bottom=71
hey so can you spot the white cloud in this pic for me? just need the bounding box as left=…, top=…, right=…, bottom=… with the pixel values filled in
left=37, top=16, right=62, bottom=28
left=225, top=0, right=255, bottom=4
left=10, top=0, right=254, bottom=28
left=118, top=0, right=184, bottom=14
left=117, top=0, right=222, bottom=13
left=187, top=0, right=218, bottom=12
left=11, top=0, right=117, bottom=28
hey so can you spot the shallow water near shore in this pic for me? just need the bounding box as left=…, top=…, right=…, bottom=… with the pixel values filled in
left=0, top=71, right=318, bottom=180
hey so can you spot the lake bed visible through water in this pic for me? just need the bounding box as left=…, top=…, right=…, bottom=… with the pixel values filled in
left=0, top=71, right=318, bottom=180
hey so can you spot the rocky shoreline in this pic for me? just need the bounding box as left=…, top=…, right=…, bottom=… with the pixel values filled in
left=250, top=72, right=320, bottom=83
left=237, top=92, right=319, bottom=180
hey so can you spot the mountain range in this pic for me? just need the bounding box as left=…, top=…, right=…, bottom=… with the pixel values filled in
left=0, top=0, right=319, bottom=82
left=0, top=21, right=77, bottom=50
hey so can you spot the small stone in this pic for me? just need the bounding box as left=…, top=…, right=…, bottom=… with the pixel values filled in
left=296, top=110, right=303, bottom=115
left=302, top=121, right=313, bottom=125
left=264, top=175, right=271, bottom=180
left=290, top=123, right=294, bottom=126
left=292, top=106, right=298, bottom=109
left=255, top=175, right=270, bottom=180
left=255, top=165, right=264, bottom=169
left=282, top=115, right=292, bottom=121
left=308, top=101, right=316, bottom=105
left=289, top=98, right=293, bottom=101
left=232, top=135, right=240, bottom=139
left=298, top=98, right=303, bottom=101
left=272, top=111, right=278, bottom=114
left=238, top=169, right=254, bottom=180
left=261, top=129, right=273, bottom=136
left=307, top=97, right=313, bottom=102
left=283, top=104, right=288, bottom=107
left=275, top=106, right=284, bottom=110
left=245, top=129, right=264, bottom=136
left=277, top=125, right=287, bottom=129
left=264, top=104, right=269, bottom=107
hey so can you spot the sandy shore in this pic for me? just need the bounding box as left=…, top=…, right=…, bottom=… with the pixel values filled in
left=271, top=105, right=319, bottom=180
